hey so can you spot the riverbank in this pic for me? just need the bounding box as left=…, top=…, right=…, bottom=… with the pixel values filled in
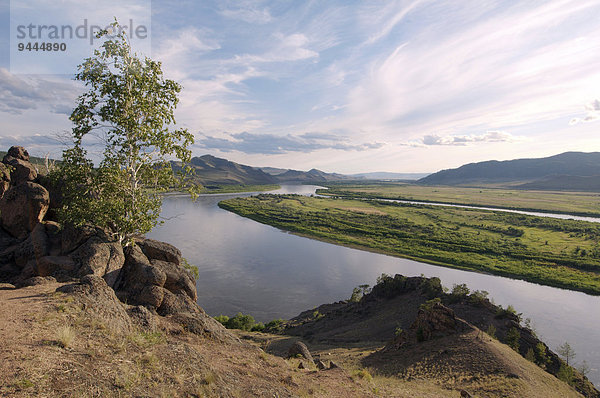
left=317, top=183, right=600, bottom=218
left=218, top=194, right=600, bottom=295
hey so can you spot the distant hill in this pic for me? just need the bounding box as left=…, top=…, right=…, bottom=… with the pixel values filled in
left=179, top=155, right=354, bottom=186
left=419, top=152, right=600, bottom=187
left=515, top=174, right=600, bottom=191
left=181, top=155, right=277, bottom=186
left=350, top=172, right=430, bottom=180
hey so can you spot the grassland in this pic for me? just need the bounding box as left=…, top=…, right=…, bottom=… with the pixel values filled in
left=317, top=182, right=600, bottom=217
left=219, top=194, right=600, bottom=295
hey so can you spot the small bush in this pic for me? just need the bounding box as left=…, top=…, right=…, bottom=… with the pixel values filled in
left=56, top=325, right=75, bottom=348
left=181, top=257, right=199, bottom=280
left=264, top=319, right=285, bottom=333
left=214, top=315, right=229, bottom=326
left=251, top=322, right=265, bottom=332
left=486, top=324, right=497, bottom=339
left=226, top=313, right=255, bottom=331
left=505, top=327, right=520, bottom=352
left=353, top=369, right=373, bottom=383
left=557, top=363, right=574, bottom=385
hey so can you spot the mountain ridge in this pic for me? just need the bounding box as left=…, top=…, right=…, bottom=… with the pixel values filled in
left=419, top=152, right=600, bottom=187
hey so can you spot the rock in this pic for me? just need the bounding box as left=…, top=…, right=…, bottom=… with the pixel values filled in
left=57, top=275, right=133, bottom=334
left=0, top=163, right=10, bottom=198
left=3, top=146, right=30, bottom=162
left=316, top=360, right=327, bottom=370
left=168, top=312, right=239, bottom=344
left=36, top=255, right=76, bottom=277
left=460, top=390, right=472, bottom=398
left=60, top=224, right=96, bottom=254
left=138, top=238, right=182, bottom=266
left=13, top=237, right=34, bottom=268
left=30, top=222, right=49, bottom=259
left=0, top=182, right=49, bottom=239
left=22, top=275, right=57, bottom=286
left=127, top=305, right=158, bottom=331
left=287, top=341, right=314, bottom=363
left=157, top=289, right=199, bottom=316
left=410, top=300, right=458, bottom=342
left=150, top=259, right=197, bottom=301
left=137, top=285, right=165, bottom=308
left=329, top=361, right=340, bottom=369
left=72, top=236, right=125, bottom=288
left=5, top=158, right=37, bottom=185
left=298, top=362, right=306, bottom=369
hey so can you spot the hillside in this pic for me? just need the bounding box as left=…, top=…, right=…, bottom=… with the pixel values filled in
left=419, top=152, right=600, bottom=187
left=179, top=154, right=354, bottom=186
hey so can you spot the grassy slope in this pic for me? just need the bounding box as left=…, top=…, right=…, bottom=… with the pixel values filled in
left=317, top=183, right=600, bottom=217
left=219, top=195, right=600, bottom=295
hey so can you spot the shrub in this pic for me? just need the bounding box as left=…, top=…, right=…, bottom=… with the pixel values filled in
left=214, top=315, right=229, bottom=326
left=56, top=325, right=75, bottom=348
left=264, top=319, right=285, bottom=333
left=505, top=327, right=520, bottom=352
left=486, top=324, right=497, bottom=339
left=226, top=313, right=255, bottom=331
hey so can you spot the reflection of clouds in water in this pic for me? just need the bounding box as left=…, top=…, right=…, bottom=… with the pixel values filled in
left=148, top=189, right=600, bottom=386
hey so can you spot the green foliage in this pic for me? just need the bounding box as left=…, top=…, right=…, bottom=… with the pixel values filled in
left=525, top=348, right=536, bottom=362
left=251, top=322, right=265, bottom=332
left=557, top=341, right=576, bottom=366
left=578, top=360, right=590, bottom=378
left=394, top=324, right=404, bottom=337
left=349, top=284, right=371, bottom=303
left=312, top=310, right=324, bottom=320
left=486, top=324, right=497, bottom=339
left=181, top=257, right=199, bottom=280
left=505, top=327, right=520, bottom=352
left=468, top=290, right=489, bottom=306
left=214, top=315, right=229, bottom=326
left=55, top=20, right=195, bottom=244
left=225, top=313, right=256, bottom=331
left=264, top=319, right=285, bottom=334
left=449, top=283, right=470, bottom=303
left=535, top=342, right=551, bottom=369
left=419, top=297, right=441, bottom=312
left=557, top=363, right=575, bottom=385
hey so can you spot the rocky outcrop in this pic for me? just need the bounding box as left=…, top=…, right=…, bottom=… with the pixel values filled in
left=0, top=182, right=49, bottom=238
left=410, top=300, right=461, bottom=342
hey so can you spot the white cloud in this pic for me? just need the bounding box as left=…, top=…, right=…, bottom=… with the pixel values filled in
left=570, top=99, right=600, bottom=124
left=220, top=5, right=272, bottom=24
left=419, top=131, right=517, bottom=146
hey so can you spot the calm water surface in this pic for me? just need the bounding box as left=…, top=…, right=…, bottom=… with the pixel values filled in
left=148, top=185, right=600, bottom=386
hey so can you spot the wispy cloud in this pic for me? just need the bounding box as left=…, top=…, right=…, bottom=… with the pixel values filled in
left=570, top=99, right=600, bottom=125
left=417, top=131, right=517, bottom=146
left=0, top=68, right=79, bottom=115
left=196, top=131, right=382, bottom=154
left=219, top=2, right=272, bottom=24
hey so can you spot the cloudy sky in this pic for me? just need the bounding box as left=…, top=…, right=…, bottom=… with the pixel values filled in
left=1, top=0, right=600, bottom=173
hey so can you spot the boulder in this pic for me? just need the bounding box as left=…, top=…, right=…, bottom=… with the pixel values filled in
left=150, top=259, right=197, bottom=301
left=60, top=223, right=96, bottom=254
left=316, top=360, right=327, bottom=370
left=57, top=275, right=133, bottom=334
left=30, top=222, right=49, bottom=259
left=137, top=284, right=165, bottom=308
left=72, top=236, right=125, bottom=288
left=36, top=255, right=76, bottom=277
left=287, top=341, right=314, bottom=363
left=0, top=163, right=10, bottom=198
left=138, top=238, right=182, bottom=266
left=5, top=158, right=37, bottom=186
left=157, top=289, right=199, bottom=316
left=0, top=182, right=49, bottom=239
left=22, top=275, right=57, bottom=286
left=3, top=146, right=30, bottom=162
left=167, top=312, right=239, bottom=344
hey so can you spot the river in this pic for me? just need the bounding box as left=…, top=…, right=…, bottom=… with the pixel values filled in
left=147, top=185, right=600, bottom=386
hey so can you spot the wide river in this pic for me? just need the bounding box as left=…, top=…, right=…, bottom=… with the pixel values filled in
left=148, top=185, right=600, bottom=386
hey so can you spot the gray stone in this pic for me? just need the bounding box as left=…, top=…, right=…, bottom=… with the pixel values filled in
left=0, top=182, right=49, bottom=238
left=287, top=341, right=314, bottom=363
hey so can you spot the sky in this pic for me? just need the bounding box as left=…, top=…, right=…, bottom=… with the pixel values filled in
left=1, top=0, right=600, bottom=173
